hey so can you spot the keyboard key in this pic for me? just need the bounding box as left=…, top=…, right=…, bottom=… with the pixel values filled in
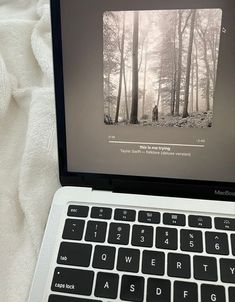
left=108, top=223, right=130, bottom=245
left=229, top=287, right=235, bottom=301
left=85, top=221, right=107, bottom=243
left=188, top=215, right=212, bottom=229
left=49, top=295, right=101, bottom=302
left=215, top=217, right=235, bottom=231
left=174, top=281, right=198, bottom=302
left=120, top=275, right=144, bottom=302
left=231, top=234, right=235, bottom=256
left=67, top=205, right=89, bottom=218
left=114, top=208, right=136, bottom=221
left=138, top=211, right=160, bottom=224
left=194, top=256, right=217, bottom=281
left=156, top=227, right=178, bottom=250
left=205, top=232, right=229, bottom=255
left=91, top=207, right=112, bottom=220
left=220, top=258, right=235, bottom=283
left=180, top=229, right=203, bottom=253
left=201, top=284, right=225, bottom=302
left=51, top=267, right=94, bottom=296
left=62, top=219, right=85, bottom=241
left=147, top=278, right=170, bottom=302
left=94, top=272, right=119, bottom=299
left=117, top=248, right=140, bottom=273
left=92, top=245, right=116, bottom=270
left=163, top=213, right=185, bottom=226
left=57, top=242, right=92, bottom=267
left=142, top=250, right=165, bottom=276
left=167, top=253, right=191, bottom=279
left=131, top=225, right=153, bottom=247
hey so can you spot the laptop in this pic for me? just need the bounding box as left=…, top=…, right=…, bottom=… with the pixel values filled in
left=28, top=0, right=235, bottom=301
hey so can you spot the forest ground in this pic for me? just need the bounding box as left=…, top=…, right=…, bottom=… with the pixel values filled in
left=116, top=111, right=213, bottom=128
left=142, top=111, right=213, bottom=128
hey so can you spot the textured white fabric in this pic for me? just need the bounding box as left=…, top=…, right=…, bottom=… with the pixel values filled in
left=0, top=1, right=60, bottom=301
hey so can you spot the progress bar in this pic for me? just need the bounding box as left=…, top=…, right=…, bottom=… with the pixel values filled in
left=109, top=141, right=205, bottom=148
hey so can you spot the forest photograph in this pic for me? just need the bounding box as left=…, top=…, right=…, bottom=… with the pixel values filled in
left=103, top=9, right=222, bottom=128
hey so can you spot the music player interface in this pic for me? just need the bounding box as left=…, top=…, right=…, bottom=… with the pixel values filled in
left=60, top=0, right=235, bottom=182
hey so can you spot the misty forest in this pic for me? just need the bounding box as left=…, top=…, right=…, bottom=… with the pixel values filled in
left=103, top=9, right=222, bottom=128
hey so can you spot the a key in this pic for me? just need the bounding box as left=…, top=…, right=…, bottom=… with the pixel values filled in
left=174, top=281, right=198, bottom=302
left=85, top=221, right=107, bottom=243
left=138, top=211, right=160, bottom=224
left=167, top=253, right=191, bottom=279
left=215, top=217, right=235, bottom=231
left=220, top=258, right=235, bottom=283
left=147, top=278, right=171, bottom=302
left=132, top=225, right=153, bottom=247
left=91, top=207, right=112, bottom=220
left=180, top=229, right=203, bottom=253
left=108, top=223, right=130, bottom=245
left=156, top=227, right=178, bottom=250
left=231, top=234, right=235, bottom=256
left=142, top=250, right=165, bottom=276
left=188, top=215, right=212, bottom=229
left=94, top=272, right=119, bottom=299
left=201, top=284, right=225, bottom=302
left=114, top=208, right=136, bottom=221
left=120, top=275, right=144, bottom=302
left=205, top=232, right=229, bottom=255
left=62, top=219, right=85, bottom=241
left=229, top=287, right=235, bottom=301
left=92, top=245, right=116, bottom=270
left=163, top=213, right=185, bottom=226
left=51, top=267, right=94, bottom=296
left=57, top=242, right=92, bottom=267
left=49, top=295, right=101, bottom=302
left=194, top=256, right=217, bottom=281
left=67, top=205, right=89, bottom=218
left=117, top=248, right=140, bottom=273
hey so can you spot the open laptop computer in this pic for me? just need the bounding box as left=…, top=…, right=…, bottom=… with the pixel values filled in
left=28, top=0, right=235, bottom=301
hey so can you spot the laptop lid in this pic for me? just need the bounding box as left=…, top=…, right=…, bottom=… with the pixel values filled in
left=51, top=0, right=235, bottom=201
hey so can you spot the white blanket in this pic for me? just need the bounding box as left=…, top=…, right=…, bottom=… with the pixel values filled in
left=0, top=1, right=60, bottom=301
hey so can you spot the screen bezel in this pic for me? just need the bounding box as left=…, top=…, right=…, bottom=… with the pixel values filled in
left=50, top=0, right=235, bottom=201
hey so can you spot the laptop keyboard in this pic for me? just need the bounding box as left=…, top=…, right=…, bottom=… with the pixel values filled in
left=49, top=204, right=235, bottom=302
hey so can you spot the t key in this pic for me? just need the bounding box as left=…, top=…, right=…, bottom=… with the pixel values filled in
left=194, top=256, right=218, bottom=281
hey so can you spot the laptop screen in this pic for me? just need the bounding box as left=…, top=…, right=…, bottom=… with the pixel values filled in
left=60, top=0, right=235, bottom=183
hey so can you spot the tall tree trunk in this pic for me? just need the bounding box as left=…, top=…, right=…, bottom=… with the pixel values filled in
left=175, top=11, right=183, bottom=116
left=195, top=42, right=199, bottom=112
left=142, top=50, right=147, bottom=118
left=182, top=10, right=196, bottom=118
left=190, top=55, right=194, bottom=113
left=130, top=11, right=139, bottom=124
left=115, top=14, right=125, bottom=123
left=123, top=58, right=129, bottom=121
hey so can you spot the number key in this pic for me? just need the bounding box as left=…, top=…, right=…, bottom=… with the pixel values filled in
left=85, top=221, right=107, bottom=243
left=180, top=229, right=203, bottom=253
left=132, top=225, right=153, bottom=247
left=108, top=223, right=130, bottom=245
left=156, top=227, right=178, bottom=250
left=205, top=232, right=229, bottom=255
